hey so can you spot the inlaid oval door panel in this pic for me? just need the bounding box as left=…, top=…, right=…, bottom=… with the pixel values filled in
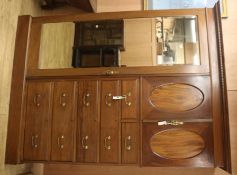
left=150, top=129, right=205, bottom=159
left=149, top=83, right=204, bottom=113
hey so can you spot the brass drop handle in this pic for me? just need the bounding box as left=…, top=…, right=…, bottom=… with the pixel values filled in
left=60, top=93, right=67, bottom=107
left=31, top=134, right=39, bottom=148
left=105, top=70, right=119, bottom=76
left=82, top=136, right=89, bottom=150
left=83, top=93, right=90, bottom=107
left=33, top=94, right=41, bottom=107
left=124, top=92, right=132, bottom=107
left=158, top=120, right=184, bottom=126
left=125, top=136, right=132, bottom=151
left=57, top=135, right=64, bottom=149
left=105, top=93, right=112, bottom=107
left=104, top=136, right=111, bottom=150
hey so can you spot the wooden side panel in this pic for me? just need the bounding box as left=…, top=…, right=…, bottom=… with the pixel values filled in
left=5, top=15, right=32, bottom=164
left=100, top=80, right=120, bottom=163
left=23, top=81, right=52, bottom=161
left=121, top=123, right=139, bottom=164
left=51, top=81, right=76, bottom=161
left=142, top=122, right=214, bottom=167
left=121, top=79, right=139, bottom=120
left=142, top=76, right=211, bottom=120
left=77, top=80, right=100, bottom=163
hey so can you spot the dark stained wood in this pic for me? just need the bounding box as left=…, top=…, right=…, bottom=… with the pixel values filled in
left=142, top=122, right=214, bottom=167
left=142, top=76, right=211, bottom=120
left=77, top=80, right=100, bottom=163
left=121, top=79, right=139, bottom=120
left=51, top=81, right=77, bottom=161
left=100, top=80, right=120, bottom=163
left=150, top=129, right=205, bottom=159
left=23, top=81, right=52, bottom=161
left=121, top=123, right=139, bottom=164
left=5, top=15, right=32, bottom=164
left=149, top=84, right=204, bottom=113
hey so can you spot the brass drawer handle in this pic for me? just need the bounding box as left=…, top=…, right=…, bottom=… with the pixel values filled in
left=112, top=92, right=132, bottom=107
left=105, top=70, right=118, bottom=76
left=57, top=135, right=64, bottom=149
left=82, top=136, right=89, bottom=150
left=125, top=136, right=132, bottom=151
left=33, top=94, right=41, bottom=107
left=31, top=134, right=39, bottom=148
left=158, top=120, right=184, bottom=126
left=60, top=93, right=67, bottom=107
left=105, top=93, right=112, bottom=107
left=83, top=93, right=90, bottom=107
left=104, top=136, right=111, bottom=150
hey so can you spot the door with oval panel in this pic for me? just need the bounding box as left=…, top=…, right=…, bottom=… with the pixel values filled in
left=51, top=81, right=77, bottom=161
left=142, top=122, right=214, bottom=167
left=23, top=81, right=52, bottom=161
left=77, top=80, right=100, bottom=163
left=142, top=76, right=211, bottom=120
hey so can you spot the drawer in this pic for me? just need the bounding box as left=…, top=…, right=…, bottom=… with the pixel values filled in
left=142, top=76, right=211, bottom=120
left=142, top=121, right=214, bottom=167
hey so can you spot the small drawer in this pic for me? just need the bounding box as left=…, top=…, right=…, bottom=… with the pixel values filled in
left=142, top=76, right=211, bottom=120
left=142, top=121, right=214, bottom=167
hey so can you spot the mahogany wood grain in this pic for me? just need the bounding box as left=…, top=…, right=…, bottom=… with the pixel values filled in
left=141, top=76, right=211, bottom=120
left=121, top=123, right=139, bottom=164
left=121, top=79, right=139, bottom=120
left=23, top=81, right=52, bottom=161
left=77, top=80, right=100, bottom=163
left=5, top=15, right=32, bottom=164
left=51, top=81, right=77, bottom=161
left=142, top=122, right=214, bottom=167
left=150, top=129, right=205, bottom=159
left=149, top=84, right=204, bottom=113
left=100, top=80, right=120, bottom=163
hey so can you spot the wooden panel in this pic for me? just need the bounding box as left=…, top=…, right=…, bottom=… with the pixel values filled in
left=23, top=81, right=52, bottom=161
left=149, top=84, right=204, bottom=113
left=100, top=80, right=120, bottom=163
left=121, top=123, right=139, bottom=164
left=142, top=122, right=214, bottom=167
left=142, top=76, right=211, bottom=120
left=121, top=79, right=139, bottom=120
left=150, top=129, right=205, bottom=159
left=77, top=80, right=100, bottom=163
left=5, top=15, right=32, bottom=164
left=51, top=81, right=76, bottom=161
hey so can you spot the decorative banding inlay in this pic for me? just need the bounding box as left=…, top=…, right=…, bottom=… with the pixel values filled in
left=150, top=129, right=205, bottom=159
left=149, top=83, right=204, bottom=112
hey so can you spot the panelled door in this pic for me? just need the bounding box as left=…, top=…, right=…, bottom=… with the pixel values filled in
left=23, top=81, right=52, bottom=161
left=100, top=80, right=120, bottom=163
left=77, top=80, right=100, bottom=163
left=51, top=81, right=76, bottom=161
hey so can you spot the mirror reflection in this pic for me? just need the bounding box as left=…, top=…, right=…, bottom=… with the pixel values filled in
left=39, top=16, right=200, bottom=69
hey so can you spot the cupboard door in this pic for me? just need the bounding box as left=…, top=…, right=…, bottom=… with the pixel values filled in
left=121, top=79, right=139, bottom=120
left=142, top=121, right=214, bottom=167
left=77, top=80, right=99, bottom=163
left=121, top=123, right=139, bottom=164
left=100, top=80, right=120, bottom=163
left=51, top=81, right=76, bottom=161
left=142, top=76, right=211, bottom=120
left=23, top=81, right=52, bottom=161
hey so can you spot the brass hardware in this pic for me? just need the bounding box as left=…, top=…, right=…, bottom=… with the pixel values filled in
left=33, top=94, right=41, bottom=107
left=105, top=70, right=117, bottom=75
left=31, top=134, right=39, bottom=148
left=57, top=135, right=64, bottom=149
left=124, top=92, right=132, bottom=107
left=60, top=93, right=67, bottom=107
left=125, top=136, right=132, bottom=151
left=82, top=136, right=89, bottom=150
left=104, top=136, right=111, bottom=150
left=113, top=96, right=126, bottom=100
left=83, top=93, right=90, bottom=107
left=158, top=120, right=184, bottom=126
left=105, top=93, right=112, bottom=107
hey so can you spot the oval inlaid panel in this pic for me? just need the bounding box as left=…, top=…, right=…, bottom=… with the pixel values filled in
left=149, top=84, right=204, bottom=112
left=150, top=129, right=205, bottom=159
